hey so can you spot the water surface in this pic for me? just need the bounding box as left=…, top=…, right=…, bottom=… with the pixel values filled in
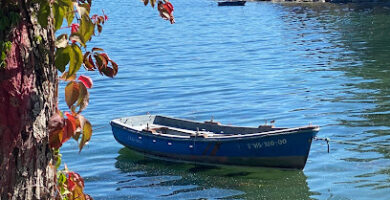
left=60, top=1, right=390, bottom=199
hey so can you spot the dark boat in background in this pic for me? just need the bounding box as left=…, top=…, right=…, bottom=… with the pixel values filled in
left=111, top=115, right=319, bottom=169
left=218, top=1, right=246, bottom=6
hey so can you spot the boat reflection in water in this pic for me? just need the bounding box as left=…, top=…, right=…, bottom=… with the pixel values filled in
left=115, top=148, right=315, bottom=199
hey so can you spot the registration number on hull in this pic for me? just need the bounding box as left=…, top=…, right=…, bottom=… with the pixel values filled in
left=247, top=139, right=287, bottom=149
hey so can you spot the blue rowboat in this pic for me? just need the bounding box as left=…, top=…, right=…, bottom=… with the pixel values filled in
left=218, top=1, right=246, bottom=6
left=110, top=115, right=319, bottom=169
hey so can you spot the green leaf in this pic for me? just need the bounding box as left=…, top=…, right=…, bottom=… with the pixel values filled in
left=52, top=2, right=65, bottom=30
left=3, top=41, right=12, bottom=51
left=38, top=0, right=50, bottom=28
left=75, top=3, right=89, bottom=17
left=68, top=44, right=83, bottom=77
left=58, top=0, right=73, bottom=10
left=55, top=46, right=71, bottom=72
left=78, top=3, right=91, bottom=16
left=55, top=152, right=62, bottom=169
left=52, top=0, right=73, bottom=30
left=65, top=81, right=80, bottom=108
left=58, top=0, right=74, bottom=26
left=69, top=33, right=85, bottom=47
left=79, top=15, right=94, bottom=43
left=65, top=5, right=75, bottom=26
left=79, top=119, right=92, bottom=152
left=58, top=171, right=67, bottom=185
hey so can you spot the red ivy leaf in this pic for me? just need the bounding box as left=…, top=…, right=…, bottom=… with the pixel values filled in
left=93, top=54, right=103, bottom=75
left=78, top=75, right=93, bottom=88
left=76, top=82, right=89, bottom=113
left=97, top=24, right=102, bottom=33
left=88, top=55, right=95, bottom=70
left=101, top=67, right=114, bottom=78
left=49, top=129, right=64, bottom=149
left=67, top=175, right=76, bottom=191
left=164, top=1, right=174, bottom=13
left=71, top=23, right=80, bottom=33
left=65, top=81, right=80, bottom=108
left=92, top=47, right=104, bottom=52
left=63, top=118, right=76, bottom=144
left=100, top=53, right=110, bottom=62
left=98, top=16, right=104, bottom=24
left=102, top=9, right=108, bottom=21
left=97, top=53, right=108, bottom=69
left=91, top=14, right=98, bottom=21
left=83, top=52, right=94, bottom=70
left=48, top=112, right=65, bottom=134
left=63, top=112, right=79, bottom=143
left=67, top=171, right=85, bottom=189
left=158, top=0, right=175, bottom=24
left=83, top=51, right=90, bottom=62
left=49, top=111, right=66, bottom=149
left=109, top=60, right=118, bottom=77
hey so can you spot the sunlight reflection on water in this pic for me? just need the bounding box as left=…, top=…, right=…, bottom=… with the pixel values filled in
left=60, top=1, right=390, bottom=199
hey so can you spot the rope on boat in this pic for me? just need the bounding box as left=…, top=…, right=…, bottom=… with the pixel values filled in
left=313, top=137, right=330, bottom=153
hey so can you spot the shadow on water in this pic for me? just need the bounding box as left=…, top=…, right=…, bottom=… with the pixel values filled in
left=114, top=148, right=316, bottom=200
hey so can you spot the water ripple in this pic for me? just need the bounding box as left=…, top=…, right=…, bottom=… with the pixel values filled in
left=57, top=1, right=390, bottom=199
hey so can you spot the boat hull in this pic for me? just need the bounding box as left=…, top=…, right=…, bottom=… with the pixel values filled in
left=111, top=116, right=318, bottom=169
left=218, top=1, right=246, bottom=6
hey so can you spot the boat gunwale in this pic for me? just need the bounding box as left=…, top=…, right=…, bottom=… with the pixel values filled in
left=110, top=115, right=319, bottom=141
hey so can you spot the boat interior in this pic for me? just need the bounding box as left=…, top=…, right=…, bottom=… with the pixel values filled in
left=112, top=115, right=303, bottom=138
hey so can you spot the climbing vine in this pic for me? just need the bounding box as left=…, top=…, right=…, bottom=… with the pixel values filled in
left=44, top=0, right=175, bottom=199
left=2, top=0, right=175, bottom=199
left=38, top=0, right=112, bottom=198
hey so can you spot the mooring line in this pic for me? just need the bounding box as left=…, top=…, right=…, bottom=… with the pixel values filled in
left=313, top=136, right=390, bottom=154
left=313, top=137, right=330, bottom=153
